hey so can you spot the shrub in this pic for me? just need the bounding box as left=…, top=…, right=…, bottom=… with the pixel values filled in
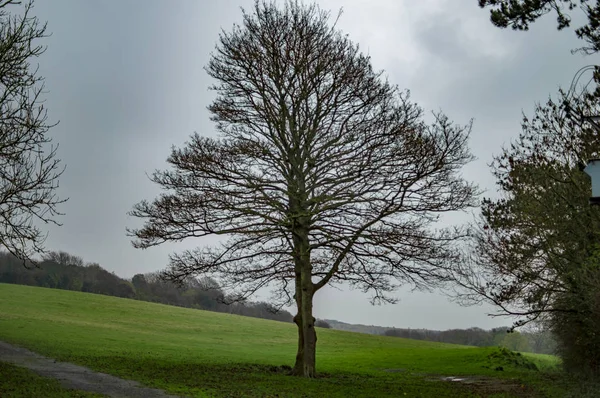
left=315, top=319, right=331, bottom=329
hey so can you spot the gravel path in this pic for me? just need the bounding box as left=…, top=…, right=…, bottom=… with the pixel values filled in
left=0, top=341, right=181, bottom=398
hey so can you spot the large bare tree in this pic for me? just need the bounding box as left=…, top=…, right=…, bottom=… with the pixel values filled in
left=0, top=0, right=65, bottom=264
left=129, top=0, right=477, bottom=377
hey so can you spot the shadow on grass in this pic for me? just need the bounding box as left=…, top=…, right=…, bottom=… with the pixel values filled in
left=527, top=372, right=600, bottom=398
left=75, top=357, right=480, bottom=398
left=0, top=362, right=104, bottom=398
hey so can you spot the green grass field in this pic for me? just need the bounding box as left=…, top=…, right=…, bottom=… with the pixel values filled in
left=0, top=283, right=589, bottom=397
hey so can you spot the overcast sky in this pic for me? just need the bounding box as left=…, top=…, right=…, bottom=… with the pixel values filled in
left=27, top=0, right=590, bottom=330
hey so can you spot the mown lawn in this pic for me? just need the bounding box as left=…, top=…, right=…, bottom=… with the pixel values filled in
left=0, top=283, right=587, bottom=397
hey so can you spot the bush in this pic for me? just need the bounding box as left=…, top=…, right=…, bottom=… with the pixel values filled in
left=315, top=319, right=331, bottom=329
left=550, top=251, right=600, bottom=376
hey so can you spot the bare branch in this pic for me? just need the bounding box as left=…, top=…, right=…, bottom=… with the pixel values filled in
left=0, top=0, right=66, bottom=264
left=129, top=0, right=477, bottom=376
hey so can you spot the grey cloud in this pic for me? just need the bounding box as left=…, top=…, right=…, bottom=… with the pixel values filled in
left=20, top=0, right=587, bottom=330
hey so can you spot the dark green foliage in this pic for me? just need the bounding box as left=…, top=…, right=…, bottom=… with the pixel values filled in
left=549, top=248, right=600, bottom=375
left=452, top=86, right=600, bottom=375
left=479, top=0, right=600, bottom=54
left=485, top=347, right=538, bottom=371
left=314, top=319, right=331, bottom=329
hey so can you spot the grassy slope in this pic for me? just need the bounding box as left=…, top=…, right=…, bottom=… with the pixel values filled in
left=0, top=283, right=574, bottom=397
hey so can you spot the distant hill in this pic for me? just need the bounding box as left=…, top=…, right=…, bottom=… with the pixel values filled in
left=322, top=319, right=556, bottom=355
left=323, top=319, right=392, bottom=335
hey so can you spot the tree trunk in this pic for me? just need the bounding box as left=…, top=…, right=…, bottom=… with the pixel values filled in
left=293, top=312, right=304, bottom=373
left=292, top=281, right=304, bottom=374
left=288, top=174, right=316, bottom=377
left=300, top=284, right=317, bottom=377
left=290, top=225, right=317, bottom=377
left=291, top=292, right=317, bottom=377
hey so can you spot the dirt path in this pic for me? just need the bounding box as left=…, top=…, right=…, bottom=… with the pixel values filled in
left=0, top=341, right=180, bottom=398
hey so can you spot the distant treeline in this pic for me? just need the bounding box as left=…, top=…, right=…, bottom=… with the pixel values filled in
left=324, top=320, right=556, bottom=355
left=0, top=251, right=293, bottom=323
left=382, top=326, right=556, bottom=355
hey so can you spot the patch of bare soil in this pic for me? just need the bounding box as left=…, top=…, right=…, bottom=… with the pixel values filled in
left=0, top=341, right=180, bottom=398
left=432, top=375, right=540, bottom=397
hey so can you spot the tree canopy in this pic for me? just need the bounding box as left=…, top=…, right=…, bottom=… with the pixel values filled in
left=479, top=0, right=600, bottom=54
left=452, top=87, right=600, bottom=374
left=129, top=0, right=477, bottom=377
left=0, top=0, right=65, bottom=263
